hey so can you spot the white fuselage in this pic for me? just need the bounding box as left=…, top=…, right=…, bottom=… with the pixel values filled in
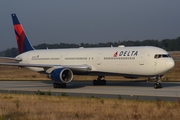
left=16, top=46, right=174, bottom=77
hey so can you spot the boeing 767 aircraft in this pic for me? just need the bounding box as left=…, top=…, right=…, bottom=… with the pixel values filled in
left=0, top=14, right=175, bottom=89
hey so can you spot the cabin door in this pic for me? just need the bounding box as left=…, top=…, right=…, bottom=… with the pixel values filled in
left=139, top=53, right=145, bottom=65
left=97, top=53, right=102, bottom=65
left=60, top=55, right=63, bottom=64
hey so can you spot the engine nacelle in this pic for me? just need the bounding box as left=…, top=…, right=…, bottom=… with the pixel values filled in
left=49, top=68, right=73, bottom=83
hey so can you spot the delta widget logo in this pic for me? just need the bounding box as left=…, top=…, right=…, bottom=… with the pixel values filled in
left=113, top=51, right=118, bottom=57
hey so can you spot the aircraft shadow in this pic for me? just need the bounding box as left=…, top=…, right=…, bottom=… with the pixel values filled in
left=107, top=81, right=180, bottom=88
left=40, top=81, right=180, bottom=89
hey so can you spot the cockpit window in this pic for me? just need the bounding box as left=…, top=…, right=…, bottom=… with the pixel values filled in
left=154, top=54, right=171, bottom=59
left=168, top=54, right=171, bottom=57
left=154, top=55, right=158, bottom=58
left=162, top=54, right=168, bottom=58
left=158, top=54, right=162, bottom=58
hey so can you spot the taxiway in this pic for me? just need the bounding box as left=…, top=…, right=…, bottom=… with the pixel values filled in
left=0, top=81, right=179, bottom=101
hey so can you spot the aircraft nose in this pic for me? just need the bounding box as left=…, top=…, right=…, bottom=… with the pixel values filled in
left=165, top=59, right=175, bottom=70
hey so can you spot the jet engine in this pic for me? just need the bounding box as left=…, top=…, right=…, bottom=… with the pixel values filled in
left=49, top=68, right=73, bottom=83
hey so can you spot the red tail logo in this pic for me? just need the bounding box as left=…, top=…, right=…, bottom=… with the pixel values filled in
left=14, top=24, right=25, bottom=53
left=11, top=14, right=34, bottom=54
left=113, top=51, right=118, bottom=57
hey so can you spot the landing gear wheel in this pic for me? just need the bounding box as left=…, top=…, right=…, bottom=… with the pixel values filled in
left=93, top=76, right=106, bottom=85
left=154, top=83, right=162, bottom=89
left=154, top=75, right=163, bottom=89
left=93, top=80, right=106, bottom=85
left=102, top=80, right=106, bottom=85
left=53, top=82, right=67, bottom=88
left=158, top=83, right=162, bottom=88
left=93, top=80, right=97, bottom=85
left=154, top=83, right=158, bottom=89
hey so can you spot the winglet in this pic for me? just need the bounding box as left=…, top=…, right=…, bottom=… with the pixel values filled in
left=11, top=13, right=34, bottom=54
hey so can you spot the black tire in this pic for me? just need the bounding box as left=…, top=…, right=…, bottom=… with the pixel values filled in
left=154, top=83, right=158, bottom=89
left=53, top=82, right=66, bottom=88
left=93, top=80, right=106, bottom=85
left=59, top=83, right=67, bottom=88
left=158, top=83, right=162, bottom=88
left=53, top=82, right=59, bottom=88
left=93, top=80, right=98, bottom=85
left=101, top=80, right=106, bottom=85
left=154, top=83, right=162, bottom=89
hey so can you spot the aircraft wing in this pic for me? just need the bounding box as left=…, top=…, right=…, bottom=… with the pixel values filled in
left=0, top=57, right=21, bottom=61
left=0, top=62, right=92, bottom=73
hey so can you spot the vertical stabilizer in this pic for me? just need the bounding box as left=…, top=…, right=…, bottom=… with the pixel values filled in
left=11, top=13, right=34, bottom=54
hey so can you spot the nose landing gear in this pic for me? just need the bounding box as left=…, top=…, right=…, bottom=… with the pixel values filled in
left=154, top=75, right=162, bottom=89
left=154, top=82, right=162, bottom=89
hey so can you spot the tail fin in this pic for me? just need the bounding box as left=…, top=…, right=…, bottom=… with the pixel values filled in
left=11, top=13, right=34, bottom=54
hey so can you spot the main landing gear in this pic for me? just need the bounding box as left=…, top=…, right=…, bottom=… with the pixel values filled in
left=154, top=75, right=162, bottom=89
left=93, top=76, right=106, bottom=85
left=53, top=82, right=67, bottom=88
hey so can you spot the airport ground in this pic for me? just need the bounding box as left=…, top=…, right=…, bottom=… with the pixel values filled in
left=0, top=51, right=180, bottom=119
left=0, top=93, right=180, bottom=120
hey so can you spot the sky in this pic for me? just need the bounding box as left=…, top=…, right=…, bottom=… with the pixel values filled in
left=0, top=0, right=180, bottom=50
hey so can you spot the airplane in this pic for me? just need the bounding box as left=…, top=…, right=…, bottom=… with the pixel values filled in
left=0, top=13, right=175, bottom=89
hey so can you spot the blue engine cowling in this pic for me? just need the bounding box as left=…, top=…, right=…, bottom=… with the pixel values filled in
left=49, top=68, right=73, bottom=83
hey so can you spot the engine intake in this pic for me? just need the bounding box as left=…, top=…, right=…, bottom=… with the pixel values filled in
left=49, top=68, right=73, bottom=83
